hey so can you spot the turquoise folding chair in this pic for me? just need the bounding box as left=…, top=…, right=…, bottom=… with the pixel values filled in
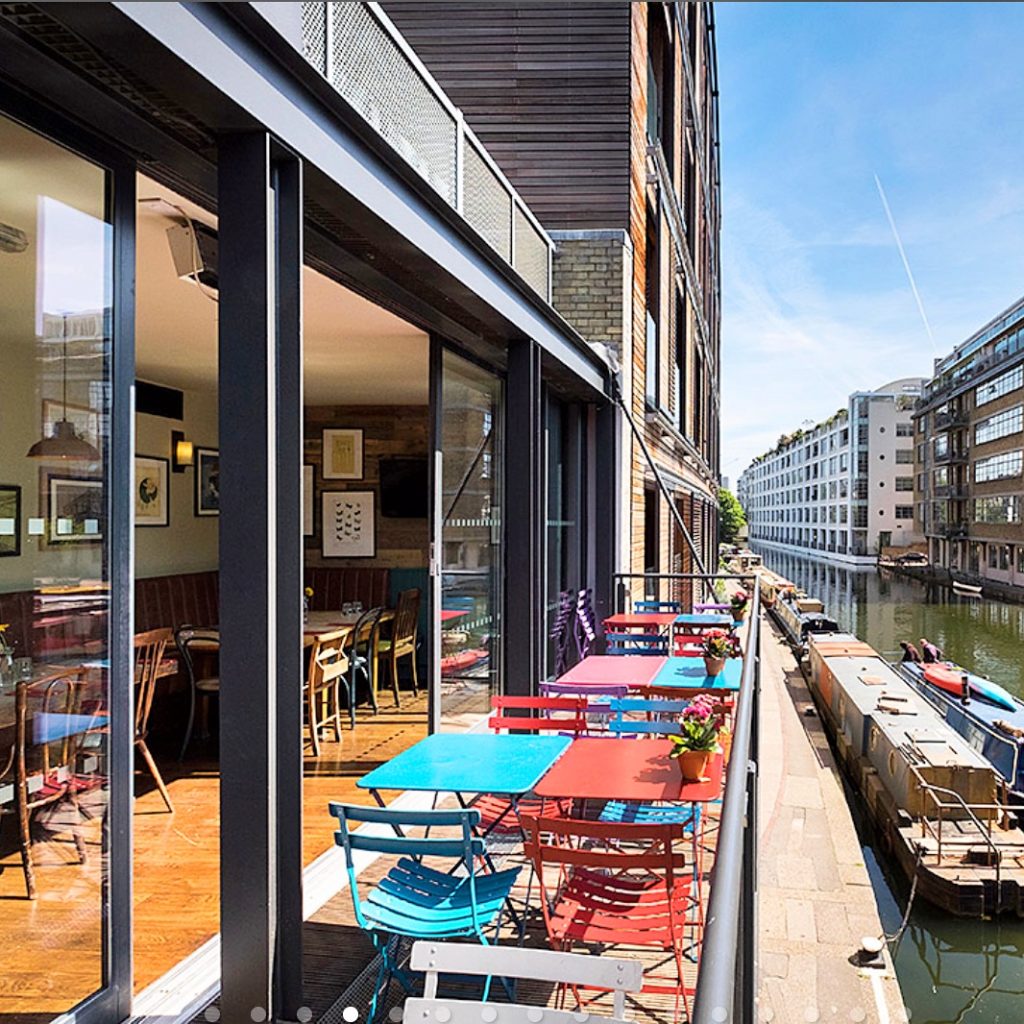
left=330, top=802, right=521, bottom=1021
left=633, top=600, right=681, bottom=613
left=605, top=631, right=668, bottom=655
left=601, top=698, right=698, bottom=830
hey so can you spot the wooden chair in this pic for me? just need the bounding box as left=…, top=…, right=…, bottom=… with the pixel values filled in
left=174, top=625, right=220, bottom=761
left=520, top=813, right=697, bottom=1023
left=378, top=588, right=420, bottom=701
left=304, top=628, right=350, bottom=757
left=134, top=628, right=174, bottom=812
left=0, top=670, right=91, bottom=898
left=403, top=940, right=643, bottom=1024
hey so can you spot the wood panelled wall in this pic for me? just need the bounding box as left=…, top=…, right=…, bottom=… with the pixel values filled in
left=382, top=2, right=632, bottom=231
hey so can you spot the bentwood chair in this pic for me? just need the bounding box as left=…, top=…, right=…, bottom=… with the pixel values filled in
left=305, top=628, right=350, bottom=757
left=402, top=941, right=644, bottom=1024
left=134, top=628, right=174, bottom=812
left=339, top=606, right=385, bottom=726
left=330, top=802, right=520, bottom=1022
left=520, top=813, right=697, bottom=1023
left=174, top=625, right=220, bottom=761
left=0, top=670, right=91, bottom=898
left=379, top=588, right=421, bottom=701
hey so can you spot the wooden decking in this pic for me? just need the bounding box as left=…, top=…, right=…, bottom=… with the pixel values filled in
left=0, top=691, right=428, bottom=1020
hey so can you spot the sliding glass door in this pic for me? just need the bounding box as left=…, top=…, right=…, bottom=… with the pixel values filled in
left=0, top=105, right=131, bottom=1024
left=434, top=349, right=503, bottom=729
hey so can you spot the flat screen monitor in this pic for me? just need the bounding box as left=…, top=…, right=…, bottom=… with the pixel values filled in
left=379, top=457, right=429, bottom=518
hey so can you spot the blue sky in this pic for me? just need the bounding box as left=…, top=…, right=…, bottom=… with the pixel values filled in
left=717, top=2, right=1024, bottom=483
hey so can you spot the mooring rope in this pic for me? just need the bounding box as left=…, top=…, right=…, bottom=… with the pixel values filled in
left=884, top=843, right=924, bottom=950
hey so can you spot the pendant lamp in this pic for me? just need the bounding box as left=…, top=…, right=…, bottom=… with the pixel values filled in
left=26, top=317, right=101, bottom=461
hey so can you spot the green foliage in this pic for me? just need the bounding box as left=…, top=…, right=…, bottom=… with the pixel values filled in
left=718, top=487, right=746, bottom=544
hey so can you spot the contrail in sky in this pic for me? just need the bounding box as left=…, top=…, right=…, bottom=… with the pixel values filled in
left=874, top=173, right=935, bottom=353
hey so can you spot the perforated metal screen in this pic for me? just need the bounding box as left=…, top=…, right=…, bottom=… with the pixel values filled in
left=328, top=3, right=457, bottom=204
left=514, top=206, right=550, bottom=298
left=300, top=2, right=327, bottom=75
left=463, top=140, right=512, bottom=261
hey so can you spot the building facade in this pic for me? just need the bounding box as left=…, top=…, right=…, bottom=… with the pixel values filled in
left=0, top=4, right=622, bottom=1023
left=738, top=378, right=924, bottom=565
left=914, top=295, right=1024, bottom=589
left=382, top=1, right=723, bottom=602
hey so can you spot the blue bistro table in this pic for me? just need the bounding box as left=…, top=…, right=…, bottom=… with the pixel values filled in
left=674, top=612, right=734, bottom=629
left=358, top=732, right=572, bottom=834
left=648, top=655, right=742, bottom=692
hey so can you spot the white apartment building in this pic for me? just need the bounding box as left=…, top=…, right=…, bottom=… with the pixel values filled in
left=737, top=378, right=925, bottom=565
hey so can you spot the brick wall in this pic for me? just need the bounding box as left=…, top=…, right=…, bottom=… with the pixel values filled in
left=550, top=231, right=628, bottom=360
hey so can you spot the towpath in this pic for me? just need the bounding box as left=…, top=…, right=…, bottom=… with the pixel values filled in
left=756, top=611, right=908, bottom=1023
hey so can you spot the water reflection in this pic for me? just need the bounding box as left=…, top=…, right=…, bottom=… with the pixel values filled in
left=757, top=546, right=1024, bottom=696
left=756, top=546, right=1024, bottom=1023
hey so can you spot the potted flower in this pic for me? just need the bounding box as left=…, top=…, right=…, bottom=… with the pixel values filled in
left=303, top=587, right=313, bottom=623
left=669, top=694, right=720, bottom=781
left=701, top=629, right=739, bottom=677
left=730, top=589, right=750, bottom=623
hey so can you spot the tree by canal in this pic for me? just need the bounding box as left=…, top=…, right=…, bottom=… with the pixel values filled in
left=718, top=487, right=746, bottom=544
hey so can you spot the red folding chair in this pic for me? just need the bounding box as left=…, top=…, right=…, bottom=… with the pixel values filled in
left=520, top=813, right=699, bottom=1023
left=473, top=696, right=588, bottom=834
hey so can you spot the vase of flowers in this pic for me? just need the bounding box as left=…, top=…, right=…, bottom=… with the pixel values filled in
left=701, top=629, right=740, bottom=677
left=669, top=694, right=720, bottom=781
left=730, top=589, right=750, bottom=623
left=303, top=587, right=313, bottom=624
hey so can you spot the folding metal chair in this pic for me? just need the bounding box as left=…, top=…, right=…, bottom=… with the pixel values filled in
left=330, top=802, right=520, bottom=1022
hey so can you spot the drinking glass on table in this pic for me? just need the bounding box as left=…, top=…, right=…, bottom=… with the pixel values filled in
left=351, top=601, right=363, bottom=615
left=342, top=602, right=353, bottom=616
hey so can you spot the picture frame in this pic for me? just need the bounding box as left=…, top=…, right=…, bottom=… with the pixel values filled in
left=303, top=465, right=315, bottom=537
left=322, top=490, right=375, bottom=558
left=195, top=447, right=220, bottom=517
left=45, top=474, right=104, bottom=544
left=322, top=428, right=364, bottom=480
left=135, top=456, right=170, bottom=527
left=0, top=484, right=21, bottom=557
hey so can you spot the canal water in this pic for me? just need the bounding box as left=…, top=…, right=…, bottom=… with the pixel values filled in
left=754, top=546, right=1024, bottom=1024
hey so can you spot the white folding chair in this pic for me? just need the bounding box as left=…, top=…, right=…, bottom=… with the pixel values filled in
left=403, top=940, right=643, bottom=1024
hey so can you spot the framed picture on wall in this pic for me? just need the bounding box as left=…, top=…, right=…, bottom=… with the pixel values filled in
left=45, top=474, right=104, bottom=544
left=322, top=428, right=363, bottom=480
left=0, top=484, right=21, bottom=557
left=303, top=465, right=315, bottom=536
left=195, top=448, right=220, bottom=516
left=135, top=456, right=169, bottom=527
left=322, top=490, right=375, bottom=558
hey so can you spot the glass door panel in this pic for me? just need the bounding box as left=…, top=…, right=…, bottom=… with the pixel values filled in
left=0, top=110, right=116, bottom=1021
left=437, top=350, right=503, bottom=728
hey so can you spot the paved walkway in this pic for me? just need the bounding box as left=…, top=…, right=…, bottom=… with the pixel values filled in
left=757, top=613, right=908, bottom=1024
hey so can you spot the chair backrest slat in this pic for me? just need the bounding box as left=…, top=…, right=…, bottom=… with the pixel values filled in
left=633, top=600, right=681, bottom=613
left=403, top=999, right=633, bottom=1024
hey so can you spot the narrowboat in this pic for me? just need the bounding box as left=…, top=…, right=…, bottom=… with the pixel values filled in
left=770, top=589, right=838, bottom=650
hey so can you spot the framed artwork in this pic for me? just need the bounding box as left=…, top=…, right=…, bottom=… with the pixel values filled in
left=0, top=484, right=21, bottom=557
left=45, top=474, right=104, bottom=544
left=322, top=428, right=364, bottom=480
left=195, top=448, right=220, bottom=517
left=322, top=490, right=375, bottom=558
left=43, top=399, right=99, bottom=448
left=135, top=455, right=170, bottom=527
left=303, top=465, right=315, bottom=536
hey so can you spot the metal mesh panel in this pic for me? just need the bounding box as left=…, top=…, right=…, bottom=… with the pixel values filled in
left=328, top=2, right=457, bottom=204
left=300, top=2, right=327, bottom=75
left=463, top=140, right=512, bottom=261
left=514, top=206, right=550, bottom=299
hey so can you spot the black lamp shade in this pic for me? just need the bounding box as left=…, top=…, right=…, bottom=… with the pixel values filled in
left=26, top=418, right=101, bottom=461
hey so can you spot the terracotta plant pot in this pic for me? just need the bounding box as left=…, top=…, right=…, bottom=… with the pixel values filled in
left=732, top=606, right=747, bottom=622
left=675, top=749, right=711, bottom=782
left=703, top=655, right=726, bottom=677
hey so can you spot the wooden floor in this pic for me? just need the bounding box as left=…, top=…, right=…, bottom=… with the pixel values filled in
left=0, top=690, right=428, bottom=1021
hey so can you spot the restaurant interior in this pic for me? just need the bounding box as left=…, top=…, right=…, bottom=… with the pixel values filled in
left=0, top=122, right=507, bottom=1019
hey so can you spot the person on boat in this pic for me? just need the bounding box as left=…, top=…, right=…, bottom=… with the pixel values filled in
left=920, top=637, right=943, bottom=663
left=899, top=641, right=922, bottom=664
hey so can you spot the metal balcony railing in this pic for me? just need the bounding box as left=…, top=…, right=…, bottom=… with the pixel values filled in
left=300, top=2, right=553, bottom=300
left=938, top=521, right=969, bottom=538
left=934, top=447, right=969, bottom=465
left=610, top=572, right=761, bottom=1024
left=933, top=484, right=968, bottom=499
left=935, top=409, right=969, bottom=429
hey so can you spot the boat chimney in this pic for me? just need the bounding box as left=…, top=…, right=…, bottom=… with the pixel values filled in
left=961, top=673, right=971, bottom=705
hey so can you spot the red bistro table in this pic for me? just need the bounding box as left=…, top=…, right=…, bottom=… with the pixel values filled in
left=556, top=654, right=666, bottom=689
left=602, top=612, right=680, bottom=631
left=534, top=738, right=723, bottom=804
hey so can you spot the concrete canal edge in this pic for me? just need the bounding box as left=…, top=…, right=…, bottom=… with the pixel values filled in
left=757, top=613, right=908, bottom=1023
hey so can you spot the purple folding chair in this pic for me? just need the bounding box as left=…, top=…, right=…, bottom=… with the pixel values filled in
left=539, top=680, right=628, bottom=736
left=575, top=588, right=597, bottom=660
left=550, top=589, right=575, bottom=678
